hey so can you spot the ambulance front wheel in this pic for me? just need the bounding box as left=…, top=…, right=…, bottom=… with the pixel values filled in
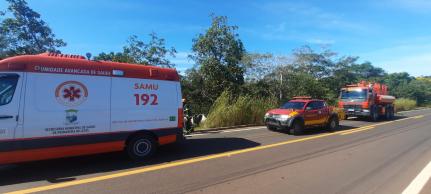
left=126, top=135, right=157, bottom=160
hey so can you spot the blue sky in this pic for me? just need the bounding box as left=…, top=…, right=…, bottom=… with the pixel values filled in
left=1, top=0, right=431, bottom=76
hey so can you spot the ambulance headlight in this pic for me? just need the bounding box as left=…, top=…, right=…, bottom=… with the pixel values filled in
left=264, top=113, right=270, bottom=117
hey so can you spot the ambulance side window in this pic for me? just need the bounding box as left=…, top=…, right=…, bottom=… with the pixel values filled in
left=0, top=74, right=19, bottom=106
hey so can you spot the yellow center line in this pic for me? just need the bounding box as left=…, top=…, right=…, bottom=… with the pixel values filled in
left=6, top=114, right=427, bottom=194
left=414, top=115, right=424, bottom=119
left=339, top=126, right=375, bottom=135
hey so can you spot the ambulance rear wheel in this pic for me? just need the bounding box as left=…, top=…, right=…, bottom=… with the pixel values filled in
left=126, top=135, right=157, bottom=161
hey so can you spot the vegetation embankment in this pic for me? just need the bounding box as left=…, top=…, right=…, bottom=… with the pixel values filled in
left=395, top=98, right=417, bottom=112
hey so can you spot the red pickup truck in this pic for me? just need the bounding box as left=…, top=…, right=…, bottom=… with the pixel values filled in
left=264, top=97, right=341, bottom=135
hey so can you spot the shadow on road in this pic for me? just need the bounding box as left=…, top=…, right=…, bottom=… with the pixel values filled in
left=345, top=115, right=407, bottom=123
left=0, top=137, right=260, bottom=186
left=272, top=115, right=408, bottom=136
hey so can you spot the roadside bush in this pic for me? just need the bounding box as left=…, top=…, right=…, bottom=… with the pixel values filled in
left=203, top=91, right=278, bottom=128
left=395, top=98, right=417, bottom=112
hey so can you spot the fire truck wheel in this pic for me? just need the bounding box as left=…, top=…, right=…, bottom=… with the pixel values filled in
left=126, top=134, right=157, bottom=161
left=290, top=120, right=304, bottom=136
left=385, top=106, right=395, bottom=120
left=327, top=116, right=339, bottom=132
left=389, top=107, right=395, bottom=119
left=385, top=106, right=392, bottom=120
left=370, top=106, right=379, bottom=122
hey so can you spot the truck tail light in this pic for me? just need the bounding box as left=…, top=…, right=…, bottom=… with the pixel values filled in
left=178, top=108, right=184, bottom=129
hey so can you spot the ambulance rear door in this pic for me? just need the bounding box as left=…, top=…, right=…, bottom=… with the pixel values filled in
left=111, top=76, right=179, bottom=132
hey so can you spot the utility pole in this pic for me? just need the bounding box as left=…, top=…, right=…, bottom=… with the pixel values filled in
left=279, top=73, right=283, bottom=101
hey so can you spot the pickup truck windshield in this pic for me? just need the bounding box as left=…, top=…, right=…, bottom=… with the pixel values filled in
left=281, top=102, right=306, bottom=110
left=0, top=74, right=19, bottom=106
left=340, top=89, right=367, bottom=100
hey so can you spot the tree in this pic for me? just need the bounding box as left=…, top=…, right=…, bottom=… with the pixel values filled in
left=93, top=51, right=135, bottom=63
left=242, top=53, right=290, bottom=82
left=349, top=61, right=386, bottom=80
left=190, top=15, right=246, bottom=105
left=94, top=33, right=177, bottom=68
left=383, top=73, right=431, bottom=105
left=264, top=65, right=330, bottom=102
left=292, top=46, right=336, bottom=79
left=0, top=0, right=66, bottom=58
left=181, top=67, right=211, bottom=114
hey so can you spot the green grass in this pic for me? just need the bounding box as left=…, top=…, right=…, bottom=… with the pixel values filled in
left=395, top=98, right=417, bottom=112
left=202, top=91, right=278, bottom=128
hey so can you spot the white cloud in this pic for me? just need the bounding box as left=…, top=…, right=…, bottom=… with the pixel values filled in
left=379, top=54, right=431, bottom=76
left=255, top=1, right=371, bottom=43
left=360, top=39, right=431, bottom=76
left=385, top=0, right=431, bottom=12
left=169, top=51, right=194, bottom=73
left=259, top=2, right=368, bottom=32
left=306, top=38, right=335, bottom=45
left=170, top=52, right=193, bottom=65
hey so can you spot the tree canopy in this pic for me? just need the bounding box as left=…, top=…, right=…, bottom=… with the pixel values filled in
left=0, top=0, right=66, bottom=59
left=94, top=33, right=177, bottom=68
left=184, top=15, right=246, bottom=112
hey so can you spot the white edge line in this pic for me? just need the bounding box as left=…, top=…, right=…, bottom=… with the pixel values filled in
left=186, top=127, right=265, bottom=137
left=402, top=160, right=431, bottom=194
left=398, top=108, right=431, bottom=114
left=186, top=111, right=431, bottom=138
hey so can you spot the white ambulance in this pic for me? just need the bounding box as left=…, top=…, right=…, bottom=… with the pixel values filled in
left=0, top=53, right=183, bottom=165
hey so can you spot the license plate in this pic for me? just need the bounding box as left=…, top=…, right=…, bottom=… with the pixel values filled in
left=348, top=108, right=355, bottom=112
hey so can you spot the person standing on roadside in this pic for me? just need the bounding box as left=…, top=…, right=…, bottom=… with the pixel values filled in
left=182, top=99, right=194, bottom=133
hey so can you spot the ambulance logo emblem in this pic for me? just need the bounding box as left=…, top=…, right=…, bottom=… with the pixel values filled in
left=55, top=81, right=88, bottom=107
left=65, top=109, right=78, bottom=124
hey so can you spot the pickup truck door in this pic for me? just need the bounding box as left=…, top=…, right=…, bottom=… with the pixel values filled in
left=0, top=73, right=22, bottom=141
left=304, top=102, right=320, bottom=125
left=315, top=101, right=329, bottom=125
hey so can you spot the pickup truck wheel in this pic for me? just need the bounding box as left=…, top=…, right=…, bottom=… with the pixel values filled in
left=267, top=125, right=276, bottom=131
left=327, top=116, right=339, bottom=132
left=126, top=135, right=157, bottom=161
left=290, top=120, right=304, bottom=135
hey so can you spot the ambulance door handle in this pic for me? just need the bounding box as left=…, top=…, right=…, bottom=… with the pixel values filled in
left=0, top=115, right=13, bottom=119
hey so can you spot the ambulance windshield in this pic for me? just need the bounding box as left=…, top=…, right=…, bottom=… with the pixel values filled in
left=0, top=74, right=19, bottom=106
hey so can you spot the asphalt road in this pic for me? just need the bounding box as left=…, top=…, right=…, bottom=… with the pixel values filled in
left=1, top=109, right=431, bottom=194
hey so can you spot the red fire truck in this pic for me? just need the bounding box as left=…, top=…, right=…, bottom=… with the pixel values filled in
left=338, top=81, right=396, bottom=121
